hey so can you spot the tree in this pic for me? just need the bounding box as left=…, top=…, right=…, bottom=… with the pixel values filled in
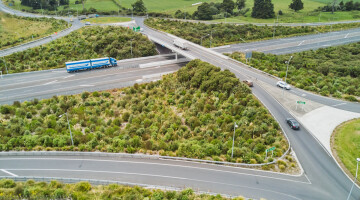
left=251, top=0, right=275, bottom=19
left=345, top=0, right=354, bottom=11
left=132, top=0, right=147, bottom=13
left=197, top=2, right=213, bottom=20
left=236, top=0, right=246, bottom=10
left=289, top=0, right=304, bottom=12
left=222, top=0, right=235, bottom=14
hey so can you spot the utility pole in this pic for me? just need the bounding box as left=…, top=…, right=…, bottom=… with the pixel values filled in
left=210, top=30, right=215, bottom=48
left=130, top=40, right=133, bottom=57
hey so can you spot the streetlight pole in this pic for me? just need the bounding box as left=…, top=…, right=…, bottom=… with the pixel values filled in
left=59, top=113, right=74, bottom=146
left=200, top=34, right=209, bottom=46
left=231, top=122, right=238, bottom=159
left=210, top=30, right=215, bottom=48
left=347, top=158, right=360, bottom=200
left=2, top=57, right=8, bottom=74
left=283, top=55, right=293, bottom=97
left=130, top=40, right=133, bottom=58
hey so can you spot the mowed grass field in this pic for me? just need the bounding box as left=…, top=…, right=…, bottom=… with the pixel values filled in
left=3, top=0, right=360, bottom=23
left=82, top=17, right=131, bottom=24
left=333, top=118, right=360, bottom=179
left=0, top=12, right=65, bottom=49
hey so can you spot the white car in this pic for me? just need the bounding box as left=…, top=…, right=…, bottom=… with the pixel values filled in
left=85, top=22, right=91, bottom=25
left=277, top=81, right=291, bottom=90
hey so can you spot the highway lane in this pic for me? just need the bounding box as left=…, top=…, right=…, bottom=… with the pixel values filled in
left=0, top=155, right=313, bottom=200
left=214, top=27, right=360, bottom=55
left=136, top=17, right=360, bottom=199
left=0, top=54, right=186, bottom=104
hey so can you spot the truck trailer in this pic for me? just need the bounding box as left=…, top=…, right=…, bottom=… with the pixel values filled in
left=65, top=57, right=117, bottom=73
left=173, top=39, right=188, bottom=50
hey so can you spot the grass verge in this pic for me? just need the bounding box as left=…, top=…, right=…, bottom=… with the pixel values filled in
left=332, top=118, right=360, bottom=183
left=0, top=12, right=68, bottom=49
left=82, top=17, right=132, bottom=24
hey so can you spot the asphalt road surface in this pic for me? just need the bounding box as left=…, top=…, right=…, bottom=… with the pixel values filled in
left=214, top=27, right=360, bottom=55
left=135, top=17, right=360, bottom=200
left=0, top=54, right=185, bottom=104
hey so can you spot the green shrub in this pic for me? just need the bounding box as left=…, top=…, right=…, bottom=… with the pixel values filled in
left=75, top=181, right=91, bottom=192
left=0, top=179, right=16, bottom=188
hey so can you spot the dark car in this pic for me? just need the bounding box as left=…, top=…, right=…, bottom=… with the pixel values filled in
left=286, top=118, right=300, bottom=130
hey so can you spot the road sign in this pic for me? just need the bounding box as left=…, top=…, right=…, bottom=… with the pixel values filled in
left=266, top=147, right=276, bottom=153
left=133, top=26, right=140, bottom=32
left=296, top=101, right=306, bottom=104
left=265, top=147, right=276, bottom=158
left=245, top=51, right=252, bottom=59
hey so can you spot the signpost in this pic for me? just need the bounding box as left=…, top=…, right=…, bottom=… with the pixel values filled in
left=296, top=100, right=306, bottom=111
left=245, top=51, right=252, bottom=64
left=265, top=147, right=276, bottom=158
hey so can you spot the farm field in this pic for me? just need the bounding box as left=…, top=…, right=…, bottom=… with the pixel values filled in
left=82, top=17, right=132, bottom=24
left=0, top=12, right=68, bottom=49
left=3, top=0, right=360, bottom=23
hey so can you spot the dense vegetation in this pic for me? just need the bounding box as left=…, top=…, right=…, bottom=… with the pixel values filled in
left=145, top=18, right=360, bottom=47
left=229, top=42, right=360, bottom=101
left=0, top=60, right=288, bottom=164
left=0, top=12, right=68, bottom=49
left=0, top=26, right=157, bottom=74
left=0, top=179, right=246, bottom=199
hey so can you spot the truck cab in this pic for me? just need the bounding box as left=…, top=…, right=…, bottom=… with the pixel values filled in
left=110, top=57, right=117, bottom=66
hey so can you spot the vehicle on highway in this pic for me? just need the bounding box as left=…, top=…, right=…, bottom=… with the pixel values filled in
left=65, top=57, right=117, bottom=72
left=173, top=39, right=188, bottom=50
left=85, top=22, right=91, bottom=25
left=286, top=118, right=300, bottom=130
left=242, top=80, right=253, bottom=87
left=276, top=81, right=291, bottom=90
left=78, top=15, right=87, bottom=20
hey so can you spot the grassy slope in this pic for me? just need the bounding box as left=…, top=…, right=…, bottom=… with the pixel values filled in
left=82, top=17, right=131, bottom=24
left=0, top=12, right=67, bottom=49
left=333, top=118, right=360, bottom=177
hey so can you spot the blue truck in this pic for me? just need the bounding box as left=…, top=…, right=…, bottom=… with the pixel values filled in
left=65, top=57, right=117, bottom=73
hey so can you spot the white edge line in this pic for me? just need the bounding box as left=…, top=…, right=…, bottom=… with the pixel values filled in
left=0, top=158, right=310, bottom=185
left=1, top=169, right=18, bottom=177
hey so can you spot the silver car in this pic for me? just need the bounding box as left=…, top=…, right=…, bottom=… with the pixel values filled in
left=277, top=81, right=291, bottom=90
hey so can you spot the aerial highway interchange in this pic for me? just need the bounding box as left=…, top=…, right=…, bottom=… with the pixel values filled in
left=1, top=2, right=360, bottom=199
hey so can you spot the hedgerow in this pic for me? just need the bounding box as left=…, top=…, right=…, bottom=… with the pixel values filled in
left=0, top=26, right=157, bottom=74
left=0, top=179, right=246, bottom=199
left=229, top=42, right=360, bottom=100
left=0, top=60, right=288, bottom=163
left=144, top=18, right=360, bottom=47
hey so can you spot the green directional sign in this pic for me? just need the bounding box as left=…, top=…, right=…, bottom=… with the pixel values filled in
left=296, top=101, right=306, bottom=105
left=266, top=147, right=276, bottom=153
left=133, top=26, right=140, bottom=32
